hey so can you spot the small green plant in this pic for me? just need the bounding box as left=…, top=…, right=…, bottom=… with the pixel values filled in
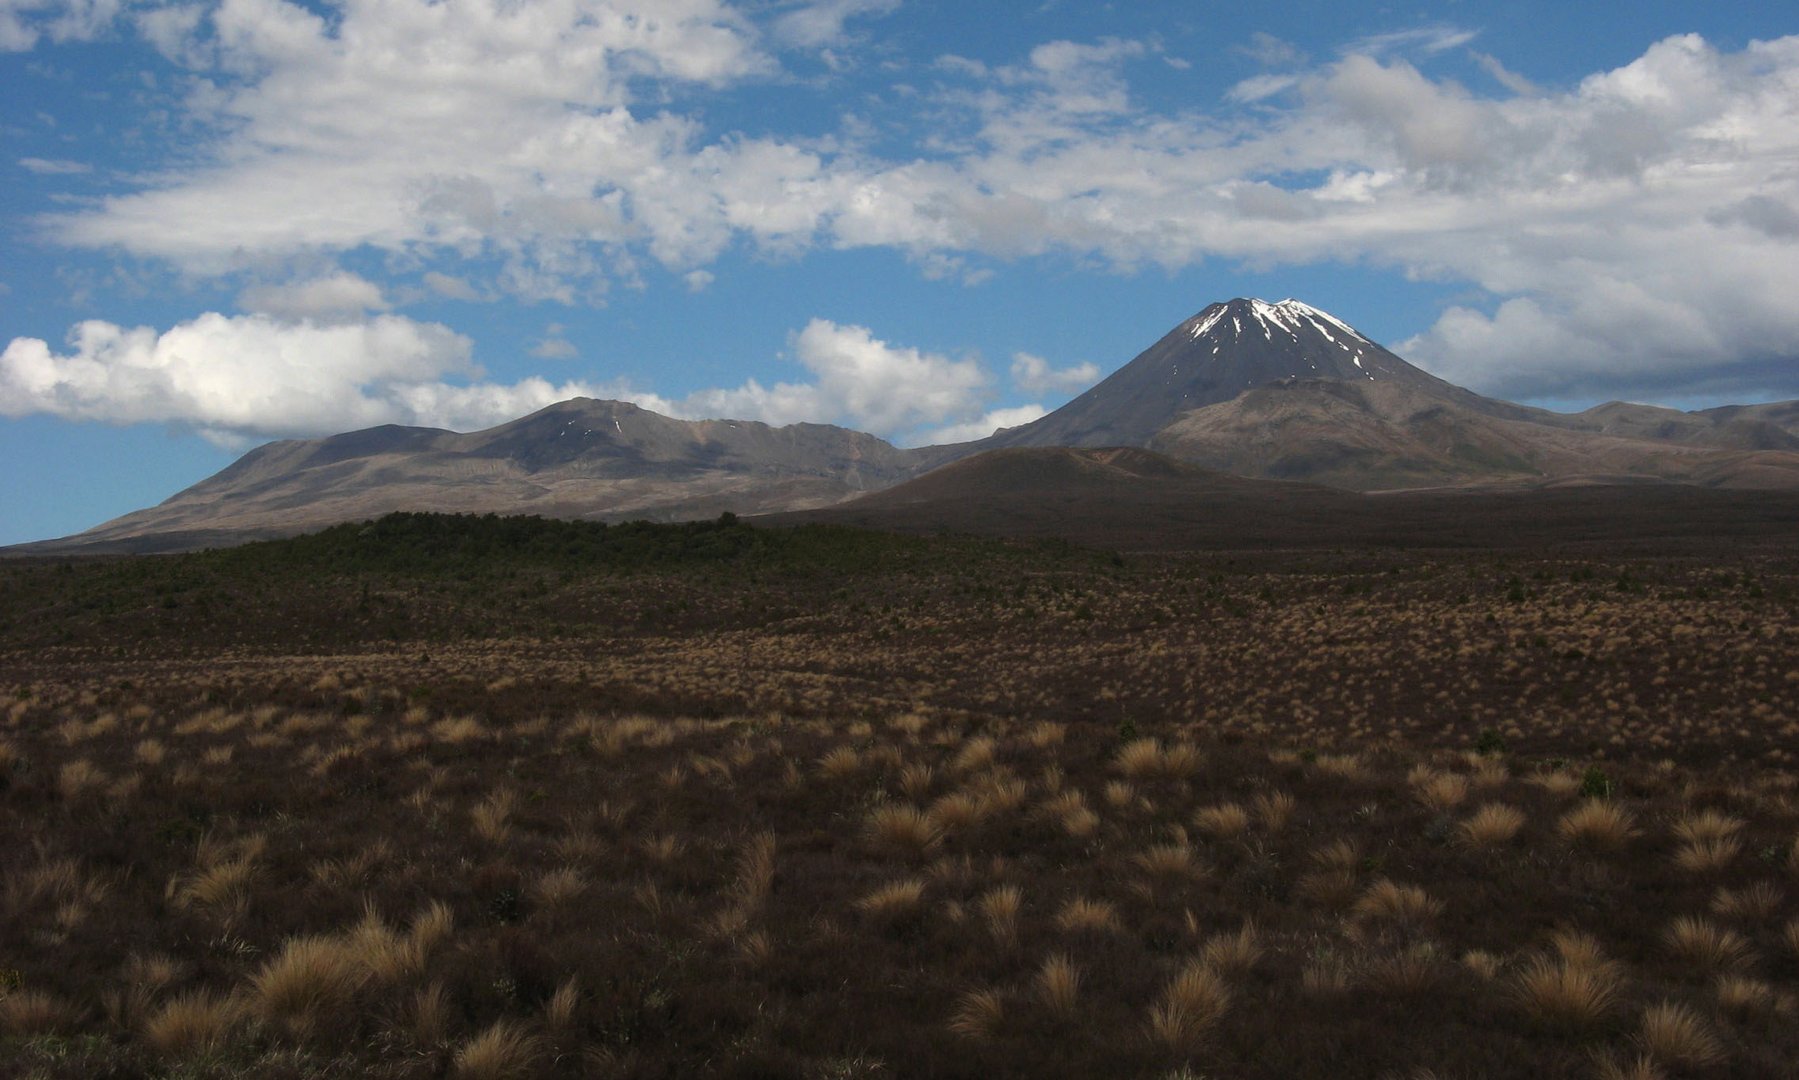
left=1579, top=766, right=1613, bottom=799
left=1475, top=729, right=1506, bottom=756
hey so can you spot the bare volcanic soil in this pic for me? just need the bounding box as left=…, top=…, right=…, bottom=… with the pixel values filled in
left=0, top=513, right=1797, bottom=1079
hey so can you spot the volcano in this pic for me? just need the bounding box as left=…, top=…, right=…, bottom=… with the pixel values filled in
left=983, top=297, right=1486, bottom=450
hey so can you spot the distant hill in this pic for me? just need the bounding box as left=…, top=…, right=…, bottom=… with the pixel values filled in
left=13, top=297, right=1798, bottom=554
left=15, top=399, right=929, bottom=554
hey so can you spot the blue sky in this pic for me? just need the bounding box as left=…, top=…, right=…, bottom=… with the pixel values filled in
left=4, top=1, right=1798, bottom=544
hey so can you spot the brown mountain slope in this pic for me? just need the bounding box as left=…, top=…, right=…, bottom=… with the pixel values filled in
left=1148, top=378, right=1799, bottom=491
left=33, top=399, right=927, bottom=554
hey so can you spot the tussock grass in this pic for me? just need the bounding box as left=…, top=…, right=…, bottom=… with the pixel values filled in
left=978, top=884, right=1023, bottom=948
left=1192, top=802, right=1252, bottom=839
left=1313, top=753, right=1369, bottom=782
left=1662, top=915, right=1751, bottom=973
left=1301, top=956, right=1354, bottom=997
left=1412, top=770, right=1469, bottom=813
left=1135, top=842, right=1206, bottom=882
left=1715, top=975, right=1776, bottom=1018
left=141, top=990, right=237, bottom=1057
left=543, top=975, right=581, bottom=1032
left=1201, top=923, right=1262, bottom=977
left=953, top=736, right=998, bottom=774
left=1635, top=1002, right=1725, bottom=1068
left=1459, top=803, right=1527, bottom=848
left=818, top=745, right=862, bottom=779
left=1033, top=953, right=1081, bottom=1018
left=453, top=1019, right=540, bottom=1080
left=248, top=934, right=368, bottom=1038
left=898, top=762, right=935, bottom=800
left=1252, top=790, right=1297, bottom=832
left=1350, top=879, right=1443, bottom=930
left=1558, top=800, right=1637, bottom=851
left=0, top=989, right=82, bottom=1036
left=1590, top=1053, right=1666, bottom=1080
left=1672, top=835, right=1742, bottom=874
left=1365, top=943, right=1446, bottom=996
left=1509, top=948, right=1623, bottom=1032
left=1115, top=738, right=1202, bottom=781
left=1147, top=961, right=1232, bottom=1053
left=6, top=533, right=1798, bottom=1078
left=1710, top=881, right=1781, bottom=921
left=928, top=790, right=990, bottom=832
left=866, top=803, right=943, bottom=857
left=1055, top=895, right=1123, bottom=935
left=1460, top=950, right=1503, bottom=980
left=855, top=878, right=927, bottom=926
left=411, top=982, right=454, bottom=1048
left=948, top=987, right=1006, bottom=1039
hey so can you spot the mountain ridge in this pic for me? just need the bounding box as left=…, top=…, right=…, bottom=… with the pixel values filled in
left=13, top=297, right=1799, bottom=554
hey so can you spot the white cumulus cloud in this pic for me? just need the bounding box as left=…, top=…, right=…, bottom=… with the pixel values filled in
left=1010, top=351, right=1098, bottom=395
left=916, top=404, right=1047, bottom=446
left=0, top=313, right=628, bottom=441
left=237, top=272, right=389, bottom=322
left=675, top=318, right=991, bottom=443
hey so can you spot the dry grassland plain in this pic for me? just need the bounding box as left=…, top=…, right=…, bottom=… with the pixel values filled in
left=0, top=513, right=1796, bottom=1078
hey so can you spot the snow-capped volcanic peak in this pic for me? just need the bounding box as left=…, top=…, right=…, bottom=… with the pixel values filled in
left=1187, top=298, right=1371, bottom=347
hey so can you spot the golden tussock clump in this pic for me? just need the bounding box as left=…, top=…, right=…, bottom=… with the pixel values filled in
left=897, top=762, right=935, bottom=800
left=1200, top=923, right=1262, bottom=978
left=1350, top=879, right=1443, bottom=930
left=409, top=982, right=454, bottom=1048
left=1192, top=802, right=1251, bottom=839
left=1114, top=737, right=1202, bottom=781
left=1634, top=1002, right=1725, bottom=1069
left=865, top=803, right=943, bottom=857
left=1055, top=895, right=1123, bottom=936
left=1670, top=809, right=1745, bottom=874
left=1252, top=790, right=1297, bottom=832
left=542, top=975, right=581, bottom=1032
left=1590, top=1052, right=1667, bottom=1080
left=1033, top=953, right=1081, bottom=1018
left=855, top=878, right=927, bottom=925
left=1459, top=803, right=1527, bottom=849
left=952, top=736, right=998, bottom=774
left=1557, top=800, right=1637, bottom=851
left=453, top=1019, right=540, bottom=1080
left=1301, top=955, right=1354, bottom=998
left=1507, top=933, right=1623, bottom=1032
left=1134, top=842, right=1206, bottom=882
left=947, top=987, right=1005, bottom=1039
left=140, top=991, right=238, bottom=1058
left=1146, top=961, right=1232, bottom=1053
left=0, top=989, right=83, bottom=1036
left=817, top=745, right=862, bottom=779
left=927, top=790, right=990, bottom=833
left=1710, top=881, right=1781, bottom=921
left=1714, top=975, right=1776, bottom=1018
left=977, top=884, right=1022, bottom=948
left=1364, top=942, right=1446, bottom=996
left=247, top=934, right=368, bottom=1039
left=1460, top=950, right=1503, bottom=980
left=1312, top=753, right=1369, bottom=783
left=1662, top=915, right=1751, bottom=973
left=1411, top=769, right=1469, bottom=813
